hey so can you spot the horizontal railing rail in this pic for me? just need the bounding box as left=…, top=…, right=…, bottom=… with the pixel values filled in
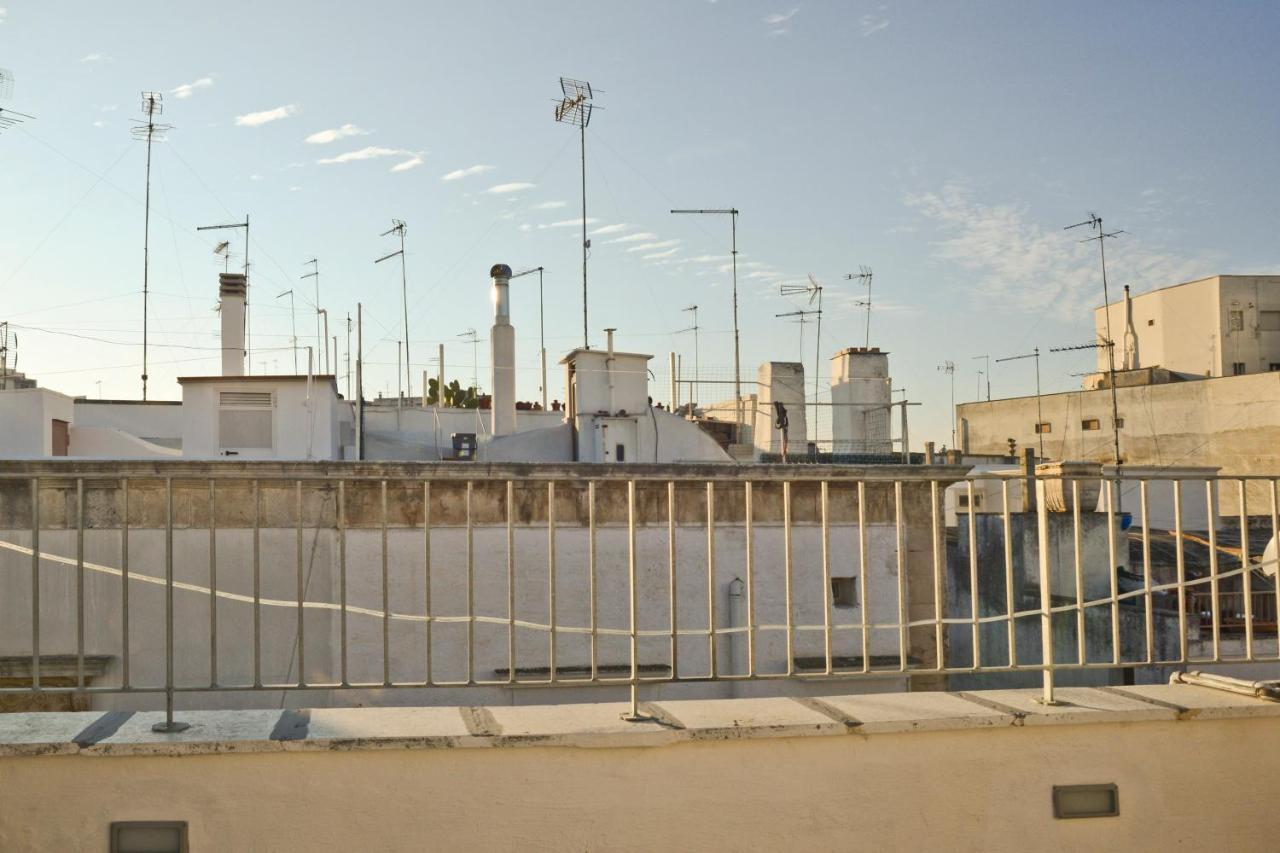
left=0, top=464, right=1277, bottom=729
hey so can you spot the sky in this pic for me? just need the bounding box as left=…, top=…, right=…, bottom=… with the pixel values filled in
left=2, top=1, right=1278, bottom=449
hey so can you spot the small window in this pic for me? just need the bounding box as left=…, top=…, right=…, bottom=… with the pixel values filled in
left=615, top=443, right=625, bottom=462
left=1082, top=418, right=1100, bottom=431
left=1270, top=363, right=1280, bottom=372
left=957, top=493, right=983, bottom=509
left=1229, top=310, right=1244, bottom=331
left=1260, top=310, right=1280, bottom=331
left=1147, top=319, right=1155, bottom=326
left=1052, top=785, right=1119, bottom=820
left=111, top=821, right=188, bottom=853
left=1114, top=417, right=1125, bottom=429
left=1233, top=362, right=1247, bottom=376
left=830, top=577, right=858, bottom=608
left=1034, top=422, right=1051, bottom=434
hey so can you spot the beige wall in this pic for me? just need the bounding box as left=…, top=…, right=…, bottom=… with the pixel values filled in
left=2, top=715, right=1276, bottom=851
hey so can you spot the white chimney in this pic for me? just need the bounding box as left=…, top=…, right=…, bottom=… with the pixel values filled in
left=219, top=273, right=246, bottom=376
left=490, top=263, right=516, bottom=436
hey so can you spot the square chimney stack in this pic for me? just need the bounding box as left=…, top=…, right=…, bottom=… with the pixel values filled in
left=219, top=273, right=247, bottom=376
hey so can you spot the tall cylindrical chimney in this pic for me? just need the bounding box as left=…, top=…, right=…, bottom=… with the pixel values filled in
left=219, top=273, right=247, bottom=376
left=490, top=263, right=516, bottom=436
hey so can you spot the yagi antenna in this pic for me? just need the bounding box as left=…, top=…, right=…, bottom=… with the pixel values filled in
left=131, top=92, right=172, bottom=400
left=780, top=274, right=826, bottom=426
left=554, top=76, right=601, bottom=350
left=844, top=265, right=874, bottom=349
left=0, top=69, right=36, bottom=134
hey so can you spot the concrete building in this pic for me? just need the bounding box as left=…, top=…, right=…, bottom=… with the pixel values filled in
left=1095, top=274, right=1280, bottom=379
left=830, top=347, right=893, bottom=455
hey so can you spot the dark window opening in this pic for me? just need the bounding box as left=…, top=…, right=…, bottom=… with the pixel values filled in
left=1034, top=422, right=1051, bottom=434
left=830, top=577, right=859, bottom=608
left=1233, top=362, right=1247, bottom=376
left=1082, top=418, right=1100, bottom=431
left=615, top=443, right=625, bottom=462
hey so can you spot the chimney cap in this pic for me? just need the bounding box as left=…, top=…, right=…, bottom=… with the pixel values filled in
left=490, top=263, right=512, bottom=279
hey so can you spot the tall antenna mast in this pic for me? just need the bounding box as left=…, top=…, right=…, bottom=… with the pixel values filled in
left=555, top=77, right=598, bottom=349
left=995, top=348, right=1042, bottom=457
left=276, top=290, right=299, bottom=373
left=677, top=304, right=700, bottom=405
left=972, top=354, right=991, bottom=401
left=132, top=92, right=171, bottom=399
left=781, top=274, right=826, bottom=434
left=672, top=208, right=742, bottom=442
left=937, top=360, right=956, bottom=449
left=459, top=328, right=479, bottom=389
left=845, top=266, right=873, bottom=349
left=1065, top=212, right=1125, bottom=465
left=512, top=266, right=548, bottom=410
left=375, top=220, right=411, bottom=400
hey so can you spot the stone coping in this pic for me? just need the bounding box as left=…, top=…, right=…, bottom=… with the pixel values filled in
left=1, top=684, right=1276, bottom=759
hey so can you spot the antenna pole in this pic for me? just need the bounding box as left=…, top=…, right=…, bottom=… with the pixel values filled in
left=813, top=285, right=823, bottom=438
left=399, top=226, right=411, bottom=400
left=134, top=93, right=168, bottom=400
left=346, top=313, right=352, bottom=398
left=356, top=303, right=364, bottom=459
left=1066, top=213, right=1124, bottom=466
left=581, top=121, right=589, bottom=349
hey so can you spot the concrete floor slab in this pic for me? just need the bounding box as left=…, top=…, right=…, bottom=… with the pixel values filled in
left=822, top=691, right=1015, bottom=733
left=647, top=696, right=847, bottom=738
left=971, top=687, right=1178, bottom=725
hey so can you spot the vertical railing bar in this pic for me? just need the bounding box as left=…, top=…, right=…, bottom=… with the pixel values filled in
left=381, top=479, right=390, bottom=688
left=1106, top=478, right=1120, bottom=665
left=627, top=479, right=641, bottom=719
left=744, top=480, right=755, bottom=678
left=466, top=480, right=475, bottom=685
left=966, top=480, right=979, bottom=670
left=706, top=481, right=717, bottom=679
left=1206, top=481, right=1220, bottom=662
left=1141, top=480, right=1154, bottom=665
left=668, top=481, right=678, bottom=680
left=895, top=480, right=908, bottom=673
left=507, top=480, right=516, bottom=685
left=783, top=480, right=794, bottom=676
left=153, top=475, right=189, bottom=732
left=122, top=478, right=131, bottom=690
left=857, top=481, right=869, bottom=674
left=820, top=480, right=832, bottom=676
left=206, top=479, right=215, bottom=688
left=1071, top=480, right=1084, bottom=666
left=339, top=480, right=348, bottom=686
left=1036, top=478, right=1056, bottom=705
left=1003, top=479, right=1017, bottom=668
left=295, top=480, right=305, bottom=688
left=546, top=481, right=555, bottom=683
left=1272, top=480, right=1280, bottom=662
left=252, top=478, right=261, bottom=688
left=75, top=478, right=85, bottom=690
left=1174, top=480, right=1186, bottom=662
left=933, top=480, right=946, bottom=673
left=589, top=481, right=598, bottom=681
left=1239, top=479, right=1254, bottom=659
left=423, top=481, right=432, bottom=687
left=30, top=477, right=40, bottom=690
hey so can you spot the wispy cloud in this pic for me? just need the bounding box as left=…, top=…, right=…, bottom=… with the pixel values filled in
left=607, top=232, right=658, bottom=244
left=485, top=182, right=535, bottom=194
left=530, top=200, right=567, bottom=210
left=538, top=217, right=598, bottom=230
left=626, top=239, right=680, bottom=253
left=235, top=104, right=298, bottom=127
left=171, top=76, right=214, bottom=99
left=0, top=8, right=7, bottom=25
left=643, top=248, right=680, bottom=260
left=763, top=8, right=799, bottom=26
left=92, top=120, right=107, bottom=128
left=305, top=123, right=368, bottom=144
left=317, top=145, right=411, bottom=165
left=390, top=153, right=425, bottom=173
left=79, top=53, right=108, bottom=64
left=906, top=180, right=1211, bottom=318
left=591, top=223, right=629, bottom=235
left=860, top=11, right=889, bottom=36
left=441, top=164, right=495, bottom=181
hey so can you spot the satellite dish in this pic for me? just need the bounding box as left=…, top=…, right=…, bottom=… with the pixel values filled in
left=1262, top=535, right=1278, bottom=578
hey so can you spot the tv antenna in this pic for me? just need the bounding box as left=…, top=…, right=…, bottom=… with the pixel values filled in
left=972, top=354, right=991, bottom=401
left=0, top=322, right=14, bottom=388
left=0, top=68, right=36, bottom=135
left=212, top=241, right=234, bottom=273
left=276, top=290, right=299, bottom=373
left=671, top=207, right=742, bottom=441
left=301, top=258, right=324, bottom=370
left=781, top=274, right=826, bottom=430
left=197, top=215, right=250, bottom=368
left=458, top=328, right=479, bottom=390
left=844, top=266, right=873, bottom=349
left=995, top=348, right=1043, bottom=457
left=554, top=77, right=599, bottom=349
left=131, top=92, right=171, bottom=399
left=677, top=304, right=700, bottom=405
left=375, top=221, right=412, bottom=400
left=937, top=360, right=956, bottom=449
left=512, top=266, right=548, bottom=409
left=1065, top=212, right=1125, bottom=465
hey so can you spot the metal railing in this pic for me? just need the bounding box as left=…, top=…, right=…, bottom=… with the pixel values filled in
left=0, top=463, right=1277, bottom=729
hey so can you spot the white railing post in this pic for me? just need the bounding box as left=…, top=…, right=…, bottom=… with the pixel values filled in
left=1036, top=478, right=1058, bottom=705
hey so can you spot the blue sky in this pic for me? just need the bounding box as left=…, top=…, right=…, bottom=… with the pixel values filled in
left=2, top=1, right=1278, bottom=447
